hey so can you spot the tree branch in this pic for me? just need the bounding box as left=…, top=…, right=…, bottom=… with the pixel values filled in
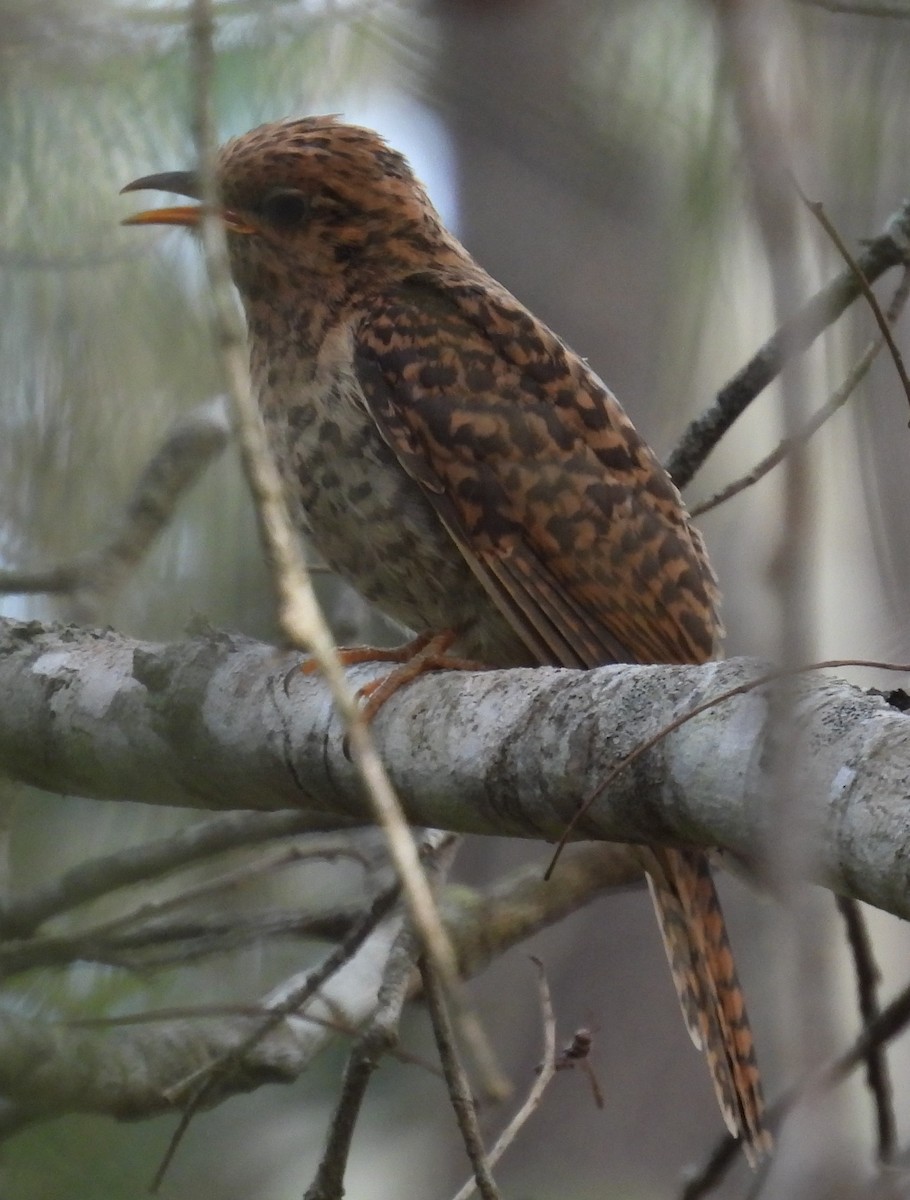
left=0, top=811, right=363, bottom=938
left=1, top=617, right=908, bottom=918
left=0, top=842, right=629, bottom=1130
left=0, top=398, right=232, bottom=619
left=303, top=919, right=419, bottom=1200
left=665, top=198, right=910, bottom=489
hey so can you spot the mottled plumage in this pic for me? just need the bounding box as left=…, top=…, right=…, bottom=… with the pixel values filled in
left=123, top=116, right=768, bottom=1159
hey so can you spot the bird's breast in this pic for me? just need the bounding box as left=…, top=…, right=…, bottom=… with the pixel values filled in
left=250, top=321, right=519, bottom=655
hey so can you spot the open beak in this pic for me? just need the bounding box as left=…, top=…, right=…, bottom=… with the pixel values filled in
left=120, top=170, right=255, bottom=234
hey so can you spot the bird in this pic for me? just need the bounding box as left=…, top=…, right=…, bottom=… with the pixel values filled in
left=122, top=115, right=770, bottom=1161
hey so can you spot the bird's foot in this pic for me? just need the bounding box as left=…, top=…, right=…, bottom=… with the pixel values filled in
left=297, top=630, right=487, bottom=723
left=353, top=630, right=487, bottom=724
left=298, top=630, right=439, bottom=675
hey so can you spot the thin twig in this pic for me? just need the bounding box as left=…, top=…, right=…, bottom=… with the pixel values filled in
left=554, top=1028, right=605, bottom=1109
left=701, top=9, right=820, bottom=1155
left=304, top=832, right=458, bottom=1200
left=167, top=885, right=398, bottom=1094
left=304, top=921, right=420, bottom=1200
left=19, top=842, right=637, bottom=976
left=0, top=842, right=368, bottom=977
left=665, top=198, right=910, bottom=489
left=187, top=0, right=504, bottom=1103
left=451, top=844, right=642, bottom=980
left=420, top=954, right=502, bottom=1200
left=0, top=843, right=639, bottom=1138
left=796, top=185, right=910, bottom=410
left=449, top=958, right=557, bottom=1200
left=61, top=841, right=359, bottom=938
left=8, top=906, right=367, bottom=975
left=680, top=969, right=910, bottom=1199
left=150, top=882, right=400, bottom=1192
left=69, top=842, right=633, bottom=1020
left=836, top=895, right=896, bottom=1162
left=796, top=0, right=910, bottom=18
left=69, top=1000, right=444, bottom=1077
left=0, top=812, right=358, bottom=938
left=0, top=398, right=231, bottom=617
left=692, top=267, right=910, bottom=516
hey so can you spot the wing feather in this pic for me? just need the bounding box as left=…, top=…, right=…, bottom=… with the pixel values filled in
left=353, top=273, right=721, bottom=670
left=352, top=274, right=767, bottom=1158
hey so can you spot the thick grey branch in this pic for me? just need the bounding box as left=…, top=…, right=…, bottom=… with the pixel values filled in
left=0, top=617, right=907, bottom=917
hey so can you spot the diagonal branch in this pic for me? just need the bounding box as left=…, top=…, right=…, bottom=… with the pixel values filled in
left=835, top=895, right=896, bottom=1162
left=421, top=952, right=501, bottom=1200
left=666, top=198, right=910, bottom=488
left=681, top=967, right=910, bottom=1199
left=691, top=266, right=910, bottom=518
left=0, top=811, right=361, bottom=938
left=449, top=957, right=557, bottom=1200
left=303, top=919, right=419, bottom=1200
left=0, top=398, right=232, bottom=619
left=797, top=191, right=910, bottom=410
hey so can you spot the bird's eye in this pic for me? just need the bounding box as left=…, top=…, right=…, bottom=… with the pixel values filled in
left=260, top=188, right=310, bottom=228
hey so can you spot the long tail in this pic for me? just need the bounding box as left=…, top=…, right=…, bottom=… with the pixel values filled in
left=643, top=846, right=771, bottom=1164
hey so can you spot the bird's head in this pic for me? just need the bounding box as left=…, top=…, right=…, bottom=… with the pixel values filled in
left=122, top=116, right=455, bottom=302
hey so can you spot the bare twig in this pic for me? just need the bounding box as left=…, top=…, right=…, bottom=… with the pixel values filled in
left=304, top=831, right=458, bottom=1200
left=5, top=906, right=368, bottom=974
left=150, top=882, right=401, bottom=1191
left=0, top=811, right=359, bottom=938
left=187, top=0, right=504, bottom=1102
left=795, top=0, right=910, bottom=17
left=680, top=970, right=910, bottom=1199
left=691, top=268, right=910, bottom=516
left=0, top=840, right=368, bottom=977
left=0, top=844, right=637, bottom=1136
left=836, top=896, right=896, bottom=1163
left=718, top=23, right=840, bottom=1117
left=665, top=198, right=910, bottom=489
left=797, top=186, right=910, bottom=409
left=420, top=953, right=502, bottom=1200
left=450, top=844, right=642, bottom=980
left=0, top=397, right=231, bottom=617
left=693, top=264, right=910, bottom=515
left=67, top=843, right=360, bottom=939
left=449, top=958, right=558, bottom=1200
left=304, top=921, right=419, bottom=1200
left=69, top=999, right=444, bottom=1077
left=553, top=1028, right=605, bottom=1109
left=827, top=974, right=910, bottom=1087
left=6, top=840, right=639, bottom=978
left=82, top=843, right=637, bottom=1015
left=169, top=883, right=398, bottom=1095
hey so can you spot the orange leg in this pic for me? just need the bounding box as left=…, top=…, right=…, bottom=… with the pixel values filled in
left=299, top=630, right=488, bottom=723
left=299, top=630, right=439, bottom=675
left=354, top=630, right=488, bottom=723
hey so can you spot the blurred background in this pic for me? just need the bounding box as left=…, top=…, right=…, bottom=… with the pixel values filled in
left=3, top=0, right=910, bottom=1197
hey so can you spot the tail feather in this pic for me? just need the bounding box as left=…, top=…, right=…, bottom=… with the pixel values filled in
left=643, top=846, right=771, bottom=1164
